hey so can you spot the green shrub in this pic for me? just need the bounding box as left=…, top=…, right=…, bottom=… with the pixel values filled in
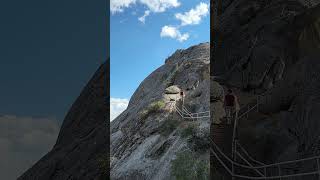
left=190, top=135, right=210, bottom=153
left=171, top=151, right=209, bottom=180
left=180, top=124, right=197, bottom=138
left=139, top=100, right=165, bottom=120
left=148, top=100, right=165, bottom=113
left=159, top=119, right=180, bottom=136
left=180, top=124, right=210, bottom=152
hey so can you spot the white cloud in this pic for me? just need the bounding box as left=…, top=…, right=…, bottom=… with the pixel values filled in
left=111, top=0, right=181, bottom=16
left=110, top=98, right=129, bottom=121
left=160, top=25, right=189, bottom=42
left=139, top=0, right=180, bottom=13
left=110, top=0, right=137, bottom=14
left=0, top=115, right=60, bottom=180
left=175, top=2, right=209, bottom=26
left=138, top=10, right=150, bottom=23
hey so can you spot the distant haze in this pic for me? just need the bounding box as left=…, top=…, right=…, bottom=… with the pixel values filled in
left=0, top=0, right=107, bottom=179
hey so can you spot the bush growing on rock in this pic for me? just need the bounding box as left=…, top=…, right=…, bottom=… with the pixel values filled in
left=159, top=119, right=180, bottom=136
left=139, top=100, right=165, bottom=120
left=180, top=124, right=197, bottom=138
left=190, top=135, right=210, bottom=153
left=148, top=100, right=165, bottom=113
left=171, top=150, right=209, bottom=180
left=180, top=124, right=210, bottom=152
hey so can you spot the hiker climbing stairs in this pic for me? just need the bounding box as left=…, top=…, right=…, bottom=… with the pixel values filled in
left=210, top=92, right=320, bottom=179
left=169, top=89, right=320, bottom=179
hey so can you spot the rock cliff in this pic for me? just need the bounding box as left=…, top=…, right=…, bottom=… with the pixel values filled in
left=110, top=43, right=210, bottom=180
left=18, top=62, right=108, bottom=180
left=212, top=0, right=320, bottom=179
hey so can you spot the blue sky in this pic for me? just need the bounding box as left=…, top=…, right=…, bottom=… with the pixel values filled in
left=0, top=0, right=106, bottom=121
left=0, top=0, right=107, bottom=179
left=110, top=0, right=209, bottom=120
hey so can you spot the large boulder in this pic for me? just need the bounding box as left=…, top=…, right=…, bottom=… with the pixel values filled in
left=165, top=85, right=181, bottom=94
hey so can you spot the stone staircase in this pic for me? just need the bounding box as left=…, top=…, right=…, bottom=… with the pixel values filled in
left=211, top=120, right=234, bottom=179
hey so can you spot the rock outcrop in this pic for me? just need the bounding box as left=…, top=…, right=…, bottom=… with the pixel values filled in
left=212, top=0, right=320, bottom=179
left=18, top=62, right=108, bottom=180
left=110, top=43, right=210, bottom=180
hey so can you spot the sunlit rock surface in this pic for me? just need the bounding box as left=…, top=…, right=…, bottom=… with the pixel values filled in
left=111, top=43, right=210, bottom=180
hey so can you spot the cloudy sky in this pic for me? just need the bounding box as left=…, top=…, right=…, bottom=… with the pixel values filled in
left=0, top=0, right=106, bottom=179
left=110, top=0, right=210, bottom=121
left=0, top=115, right=60, bottom=180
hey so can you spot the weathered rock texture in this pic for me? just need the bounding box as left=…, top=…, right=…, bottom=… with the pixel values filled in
left=212, top=0, right=320, bottom=179
left=110, top=43, right=210, bottom=180
left=18, top=62, right=108, bottom=180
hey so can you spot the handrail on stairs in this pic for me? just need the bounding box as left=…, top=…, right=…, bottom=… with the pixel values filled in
left=169, top=100, right=210, bottom=119
left=210, top=137, right=320, bottom=179
left=168, top=89, right=320, bottom=179
left=211, top=88, right=320, bottom=179
left=235, top=141, right=265, bottom=166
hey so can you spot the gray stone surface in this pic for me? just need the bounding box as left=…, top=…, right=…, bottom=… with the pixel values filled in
left=211, top=80, right=225, bottom=124
left=110, top=43, right=210, bottom=180
left=212, top=0, right=320, bottom=178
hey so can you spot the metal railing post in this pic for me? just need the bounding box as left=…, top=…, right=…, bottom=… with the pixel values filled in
left=264, top=167, right=267, bottom=180
left=234, top=140, right=237, bottom=163
left=234, top=140, right=237, bottom=179
left=317, top=158, right=320, bottom=180
left=257, top=96, right=259, bottom=112
left=232, top=140, right=235, bottom=180
left=278, top=165, right=282, bottom=180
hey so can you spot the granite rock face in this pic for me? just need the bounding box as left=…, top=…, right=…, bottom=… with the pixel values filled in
left=18, top=62, right=108, bottom=180
left=110, top=43, right=210, bottom=180
left=210, top=80, right=225, bottom=124
left=212, top=0, right=320, bottom=178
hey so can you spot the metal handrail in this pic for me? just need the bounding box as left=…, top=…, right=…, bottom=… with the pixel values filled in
left=172, top=101, right=210, bottom=119
left=181, top=107, right=194, bottom=120
left=235, top=151, right=265, bottom=177
left=210, top=137, right=320, bottom=179
left=211, top=90, right=320, bottom=179
left=182, top=106, right=210, bottom=116
left=231, top=90, right=272, bottom=175
left=172, top=94, right=320, bottom=179
left=182, top=106, right=192, bottom=114
left=175, top=105, right=210, bottom=119
left=236, top=141, right=266, bottom=166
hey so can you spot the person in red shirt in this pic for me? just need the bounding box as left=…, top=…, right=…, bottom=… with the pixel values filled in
left=224, top=89, right=237, bottom=124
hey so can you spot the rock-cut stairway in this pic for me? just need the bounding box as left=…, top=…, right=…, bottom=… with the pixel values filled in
left=211, top=120, right=234, bottom=179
